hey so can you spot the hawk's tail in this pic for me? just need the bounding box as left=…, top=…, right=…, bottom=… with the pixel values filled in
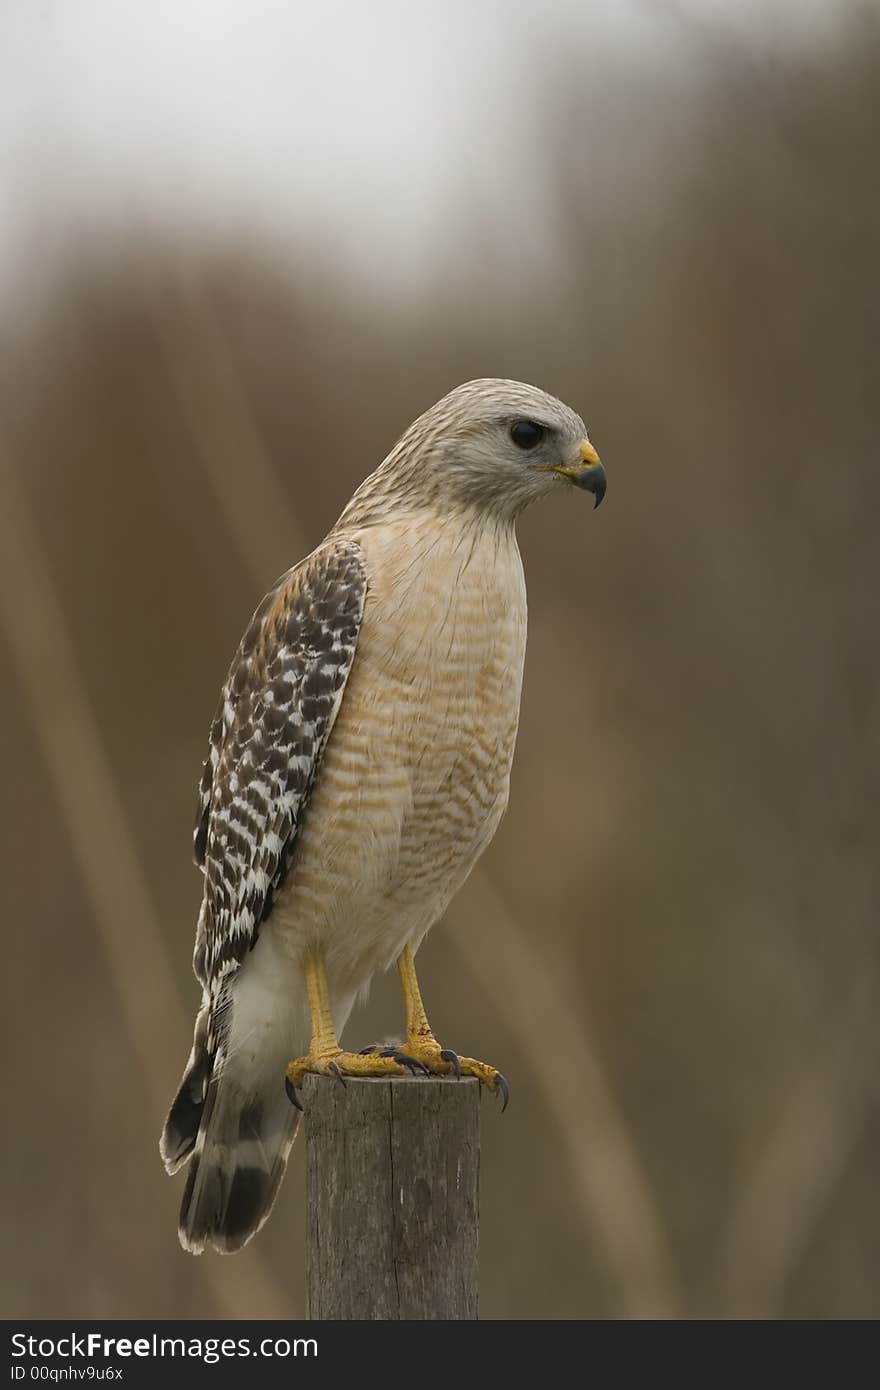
left=159, top=1002, right=212, bottom=1177
left=160, top=982, right=301, bottom=1254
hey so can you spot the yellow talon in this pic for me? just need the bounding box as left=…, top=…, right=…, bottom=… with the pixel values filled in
left=285, top=1048, right=405, bottom=1092
left=285, top=951, right=411, bottom=1108
left=389, top=946, right=510, bottom=1108
left=369, top=1034, right=509, bottom=1109
left=287, top=946, right=509, bottom=1112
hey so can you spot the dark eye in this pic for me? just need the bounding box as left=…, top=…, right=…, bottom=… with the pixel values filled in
left=510, top=420, right=545, bottom=450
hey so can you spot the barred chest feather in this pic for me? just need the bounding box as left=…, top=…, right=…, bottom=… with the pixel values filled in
left=273, top=509, right=527, bottom=988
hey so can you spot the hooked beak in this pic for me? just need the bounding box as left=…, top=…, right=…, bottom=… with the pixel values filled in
left=530, top=439, right=607, bottom=508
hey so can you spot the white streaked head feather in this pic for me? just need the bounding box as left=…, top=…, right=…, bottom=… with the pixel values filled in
left=337, top=378, right=591, bottom=526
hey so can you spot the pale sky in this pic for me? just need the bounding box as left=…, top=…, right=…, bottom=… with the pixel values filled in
left=0, top=1, right=860, bottom=296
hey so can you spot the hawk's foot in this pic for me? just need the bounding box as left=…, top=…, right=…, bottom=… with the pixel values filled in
left=284, top=1049, right=407, bottom=1111
left=360, top=1034, right=509, bottom=1110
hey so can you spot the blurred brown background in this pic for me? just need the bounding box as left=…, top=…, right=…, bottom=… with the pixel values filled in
left=1, top=2, right=878, bottom=1319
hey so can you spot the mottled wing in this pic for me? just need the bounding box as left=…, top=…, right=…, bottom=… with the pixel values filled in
left=192, top=538, right=366, bottom=1047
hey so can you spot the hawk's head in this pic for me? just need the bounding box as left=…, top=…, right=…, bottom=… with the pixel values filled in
left=399, top=378, right=606, bottom=518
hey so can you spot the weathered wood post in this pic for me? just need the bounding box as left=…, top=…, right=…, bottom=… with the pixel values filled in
left=304, top=1074, right=480, bottom=1319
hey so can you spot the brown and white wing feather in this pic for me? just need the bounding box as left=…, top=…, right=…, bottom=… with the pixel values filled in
left=160, top=536, right=366, bottom=1233
left=193, top=536, right=366, bottom=1052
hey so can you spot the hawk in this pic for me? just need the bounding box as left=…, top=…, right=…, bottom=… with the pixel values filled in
left=160, top=378, right=605, bottom=1253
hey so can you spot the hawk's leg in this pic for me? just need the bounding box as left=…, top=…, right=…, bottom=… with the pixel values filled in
left=366, top=944, right=509, bottom=1109
left=285, top=950, right=407, bottom=1110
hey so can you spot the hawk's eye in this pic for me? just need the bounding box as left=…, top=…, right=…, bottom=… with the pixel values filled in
left=510, top=420, right=545, bottom=450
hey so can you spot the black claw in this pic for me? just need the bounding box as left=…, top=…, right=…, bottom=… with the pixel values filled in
left=395, top=1052, right=431, bottom=1076
left=439, top=1048, right=462, bottom=1080
left=494, top=1073, right=510, bottom=1113
left=328, top=1062, right=348, bottom=1088
left=377, top=1045, right=430, bottom=1075
left=358, top=1044, right=379, bottom=1055
left=285, top=1076, right=304, bottom=1112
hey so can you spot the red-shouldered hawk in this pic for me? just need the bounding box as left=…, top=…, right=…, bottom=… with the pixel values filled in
left=160, top=378, right=605, bottom=1253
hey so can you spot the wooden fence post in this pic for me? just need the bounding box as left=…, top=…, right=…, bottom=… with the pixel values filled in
left=304, top=1074, right=480, bottom=1319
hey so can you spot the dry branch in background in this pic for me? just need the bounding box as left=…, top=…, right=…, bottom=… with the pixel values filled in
left=447, top=872, right=680, bottom=1318
left=0, top=455, right=290, bottom=1320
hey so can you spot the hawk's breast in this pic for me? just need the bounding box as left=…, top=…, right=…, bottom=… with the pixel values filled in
left=276, top=511, right=527, bottom=976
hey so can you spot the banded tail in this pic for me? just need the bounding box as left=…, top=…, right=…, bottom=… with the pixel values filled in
left=160, top=974, right=301, bottom=1254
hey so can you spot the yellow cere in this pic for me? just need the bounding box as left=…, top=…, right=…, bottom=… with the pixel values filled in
left=579, top=439, right=601, bottom=466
